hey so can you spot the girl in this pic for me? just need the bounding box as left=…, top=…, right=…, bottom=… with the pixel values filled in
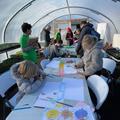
left=11, top=60, right=46, bottom=103
left=75, top=35, right=104, bottom=78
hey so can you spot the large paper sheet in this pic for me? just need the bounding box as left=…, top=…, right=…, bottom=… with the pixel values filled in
left=46, top=59, right=78, bottom=74
left=63, top=78, right=84, bottom=101
left=42, top=105, right=95, bottom=120
left=34, top=82, right=64, bottom=108
left=46, top=60, right=60, bottom=69
left=34, top=78, right=85, bottom=108
left=64, top=65, right=77, bottom=74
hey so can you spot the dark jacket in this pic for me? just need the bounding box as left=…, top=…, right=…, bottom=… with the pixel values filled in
left=76, top=23, right=93, bottom=54
left=45, top=30, right=51, bottom=47
left=66, top=32, right=73, bottom=46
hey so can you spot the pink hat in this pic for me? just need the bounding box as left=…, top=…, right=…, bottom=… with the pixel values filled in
left=66, top=27, right=71, bottom=32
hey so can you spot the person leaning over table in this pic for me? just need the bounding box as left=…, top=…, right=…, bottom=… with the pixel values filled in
left=47, top=39, right=62, bottom=60
left=11, top=60, right=46, bottom=103
left=75, top=34, right=104, bottom=79
left=19, top=23, right=38, bottom=63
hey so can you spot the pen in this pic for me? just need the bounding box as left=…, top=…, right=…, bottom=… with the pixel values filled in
left=13, top=106, right=31, bottom=111
left=47, top=97, right=73, bottom=107
left=34, top=106, right=45, bottom=109
left=56, top=101, right=73, bottom=107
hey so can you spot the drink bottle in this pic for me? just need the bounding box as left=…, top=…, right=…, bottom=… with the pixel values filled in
left=59, top=59, right=64, bottom=77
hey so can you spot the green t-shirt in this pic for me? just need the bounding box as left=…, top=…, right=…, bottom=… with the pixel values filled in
left=19, top=34, right=37, bottom=63
left=55, top=32, right=61, bottom=41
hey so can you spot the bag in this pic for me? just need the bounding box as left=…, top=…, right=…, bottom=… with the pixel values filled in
left=91, top=28, right=100, bottom=40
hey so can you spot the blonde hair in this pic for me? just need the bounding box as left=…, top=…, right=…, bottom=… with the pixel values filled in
left=82, top=35, right=97, bottom=50
left=18, top=60, right=39, bottom=79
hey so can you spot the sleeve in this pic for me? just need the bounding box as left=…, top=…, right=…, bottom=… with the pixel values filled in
left=19, top=36, right=28, bottom=48
left=76, top=28, right=87, bottom=54
left=19, top=80, right=42, bottom=94
left=55, top=32, right=58, bottom=39
left=55, top=46, right=60, bottom=57
left=85, top=49, right=103, bottom=75
left=20, top=36, right=34, bottom=52
left=76, top=58, right=84, bottom=68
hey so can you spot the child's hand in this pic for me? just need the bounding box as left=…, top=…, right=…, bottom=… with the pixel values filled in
left=74, top=64, right=80, bottom=69
left=77, top=71, right=86, bottom=76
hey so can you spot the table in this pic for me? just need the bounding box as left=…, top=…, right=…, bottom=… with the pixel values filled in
left=6, top=58, right=96, bottom=120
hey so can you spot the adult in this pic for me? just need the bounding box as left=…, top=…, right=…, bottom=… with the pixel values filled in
left=44, top=25, right=51, bottom=47
left=65, top=27, right=73, bottom=46
left=19, top=23, right=38, bottom=63
left=76, top=21, right=94, bottom=56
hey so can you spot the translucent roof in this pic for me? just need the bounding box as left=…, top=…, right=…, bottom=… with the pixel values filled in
left=0, top=0, right=120, bottom=44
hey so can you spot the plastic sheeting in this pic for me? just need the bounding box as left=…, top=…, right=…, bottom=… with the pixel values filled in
left=0, top=0, right=120, bottom=44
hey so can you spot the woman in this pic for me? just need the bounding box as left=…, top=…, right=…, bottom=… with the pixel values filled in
left=11, top=60, right=46, bottom=103
left=75, top=35, right=104, bottom=78
left=66, top=27, right=73, bottom=46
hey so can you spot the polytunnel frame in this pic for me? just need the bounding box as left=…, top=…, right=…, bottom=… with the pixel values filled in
left=2, top=2, right=118, bottom=43
left=38, top=13, right=100, bottom=41
left=32, top=6, right=118, bottom=33
left=40, top=13, right=100, bottom=31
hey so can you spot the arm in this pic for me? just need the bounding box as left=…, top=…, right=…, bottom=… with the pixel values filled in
left=75, top=58, right=84, bottom=68
left=22, top=46, right=34, bottom=52
left=84, top=49, right=103, bottom=76
left=18, top=80, right=42, bottom=94
left=24, top=69, right=46, bottom=94
left=76, top=28, right=87, bottom=54
left=20, top=36, right=36, bottom=52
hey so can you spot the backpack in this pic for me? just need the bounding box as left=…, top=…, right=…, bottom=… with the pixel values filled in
left=91, top=28, right=100, bottom=40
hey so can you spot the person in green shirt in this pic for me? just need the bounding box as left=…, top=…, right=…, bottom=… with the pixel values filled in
left=19, top=23, right=37, bottom=63
left=55, top=28, right=61, bottom=41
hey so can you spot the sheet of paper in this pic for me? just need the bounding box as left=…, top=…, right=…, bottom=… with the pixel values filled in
left=42, top=105, right=95, bottom=120
left=34, top=78, right=85, bottom=108
left=34, top=82, right=64, bottom=108
left=34, top=98, right=55, bottom=108
left=46, top=60, right=60, bottom=69
left=64, top=65, right=77, bottom=74
left=62, top=78, right=84, bottom=101
left=73, top=105, right=95, bottom=120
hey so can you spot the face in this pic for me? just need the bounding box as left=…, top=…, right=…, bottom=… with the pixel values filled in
left=76, top=30, right=80, bottom=35
left=48, top=27, right=51, bottom=31
left=27, top=29, right=32, bottom=35
left=59, top=29, right=61, bottom=32
left=80, top=24, right=84, bottom=29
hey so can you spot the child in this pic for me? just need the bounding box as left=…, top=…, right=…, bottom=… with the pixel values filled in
left=19, top=23, right=39, bottom=63
left=75, top=35, right=104, bottom=78
left=11, top=60, right=46, bottom=103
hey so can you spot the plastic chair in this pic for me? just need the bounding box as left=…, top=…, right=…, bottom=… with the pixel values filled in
left=0, top=70, right=18, bottom=109
left=87, top=75, right=109, bottom=110
left=40, top=59, right=50, bottom=69
left=102, top=58, right=116, bottom=83
left=103, top=58, right=116, bottom=74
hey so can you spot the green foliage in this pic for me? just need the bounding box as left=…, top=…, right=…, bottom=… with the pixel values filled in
left=0, top=56, right=23, bottom=74
left=0, top=43, right=20, bottom=52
